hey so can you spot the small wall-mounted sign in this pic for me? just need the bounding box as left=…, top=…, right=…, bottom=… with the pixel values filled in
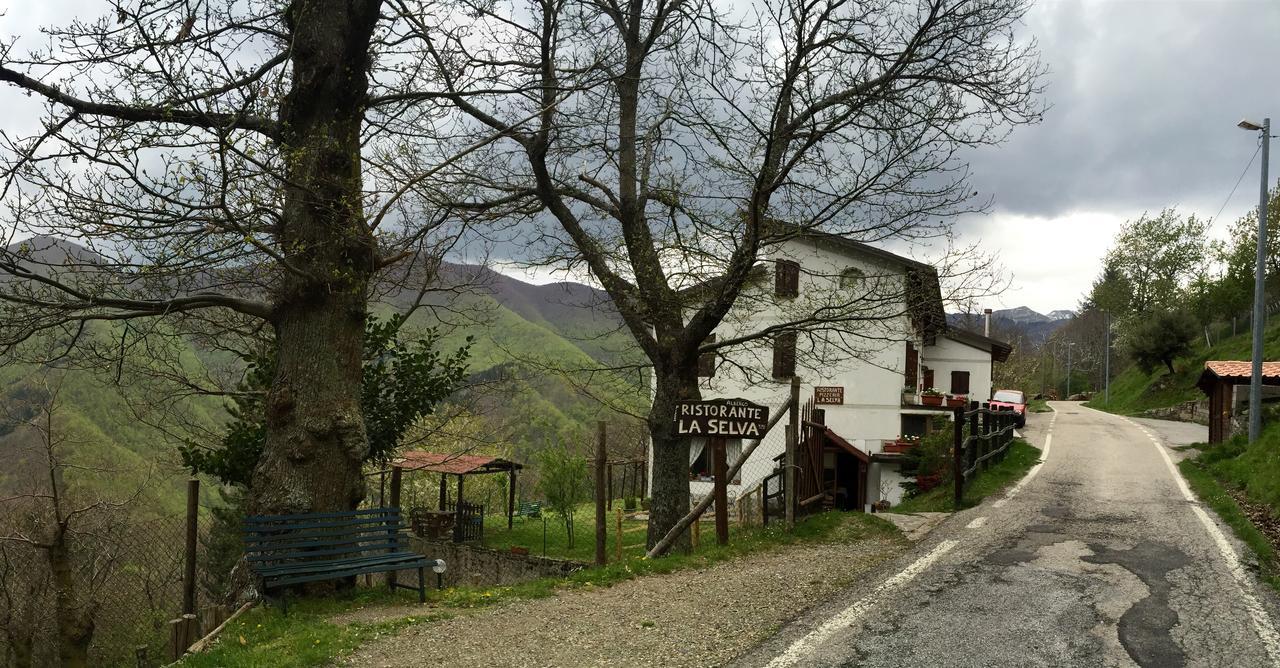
left=674, top=398, right=769, bottom=437
left=814, top=386, right=844, bottom=405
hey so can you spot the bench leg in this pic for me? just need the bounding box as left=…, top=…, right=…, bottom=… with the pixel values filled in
left=418, top=567, right=426, bottom=603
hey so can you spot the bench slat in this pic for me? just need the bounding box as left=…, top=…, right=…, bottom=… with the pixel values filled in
left=265, top=559, right=431, bottom=589
left=244, top=526, right=402, bottom=551
left=258, top=552, right=428, bottom=579
left=247, top=541, right=404, bottom=563
left=245, top=507, right=403, bottom=523
left=244, top=517, right=402, bottom=533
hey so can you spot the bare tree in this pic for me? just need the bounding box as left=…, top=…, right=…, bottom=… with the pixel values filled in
left=0, top=376, right=138, bottom=668
left=0, top=0, right=507, bottom=514
left=418, top=0, right=1044, bottom=546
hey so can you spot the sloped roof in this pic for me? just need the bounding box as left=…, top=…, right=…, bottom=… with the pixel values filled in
left=394, top=452, right=522, bottom=474
left=942, top=327, right=1013, bottom=362
left=1196, top=361, right=1280, bottom=394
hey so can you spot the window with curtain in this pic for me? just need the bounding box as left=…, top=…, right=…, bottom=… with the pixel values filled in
left=689, top=438, right=743, bottom=484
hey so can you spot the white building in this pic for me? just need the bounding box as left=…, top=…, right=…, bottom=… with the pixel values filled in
left=658, top=229, right=1010, bottom=512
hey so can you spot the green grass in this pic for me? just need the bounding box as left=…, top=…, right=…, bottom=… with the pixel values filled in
left=1087, top=317, right=1280, bottom=416
left=482, top=502, right=650, bottom=562
left=1179, top=458, right=1280, bottom=591
left=1028, top=398, right=1053, bottom=413
left=181, top=511, right=903, bottom=666
left=179, top=589, right=450, bottom=668
left=890, top=439, right=1041, bottom=513
left=1175, top=422, right=1280, bottom=592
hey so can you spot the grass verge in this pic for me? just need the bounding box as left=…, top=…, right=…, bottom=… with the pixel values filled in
left=890, top=439, right=1041, bottom=513
left=1178, top=458, right=1280, bottom=591
left=1028, top=398, right=1053, bottom=413
left=180, top=512, right=902, bottom=667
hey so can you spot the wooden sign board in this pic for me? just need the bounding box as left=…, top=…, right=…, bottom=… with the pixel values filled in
left=814, top=386, right=844, bottom=405
left=674, top=398, right=769, bottom=438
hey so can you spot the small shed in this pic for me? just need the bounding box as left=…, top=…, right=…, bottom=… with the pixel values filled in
left=393, top=452, right=524, bottom=539
left=1196, top=361, right=1280, bottom=443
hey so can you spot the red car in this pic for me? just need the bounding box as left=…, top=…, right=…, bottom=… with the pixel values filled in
left=989, top=389, right=1027, bottom=428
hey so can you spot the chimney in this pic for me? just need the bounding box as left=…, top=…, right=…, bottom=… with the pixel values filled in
left=983, top=308, right=993, bottom=336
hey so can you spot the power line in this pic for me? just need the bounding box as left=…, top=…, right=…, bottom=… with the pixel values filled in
left=1211, top=143, right=1263, bottom=226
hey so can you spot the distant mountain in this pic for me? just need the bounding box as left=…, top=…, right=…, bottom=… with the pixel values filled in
left=947, top=306, right=1074, bottom=347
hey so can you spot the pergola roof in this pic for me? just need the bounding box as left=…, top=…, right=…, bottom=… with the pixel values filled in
left=1196, top=361, right=1280, bottom=394
left=394, top=451, right=523, bottom=475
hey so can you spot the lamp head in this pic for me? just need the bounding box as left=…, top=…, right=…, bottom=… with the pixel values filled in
left=1239, top=118, right=1264, bottom=132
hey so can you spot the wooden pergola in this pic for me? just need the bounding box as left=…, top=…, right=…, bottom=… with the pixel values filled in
left=393, top=452, right=524, bottom=529
left=1196, top=361, right=1280, bottom=443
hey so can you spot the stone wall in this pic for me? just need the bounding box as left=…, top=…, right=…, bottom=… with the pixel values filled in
left=1140, top=399, right=1209, bottom=425
left=407, top=536, right=587, bottom=589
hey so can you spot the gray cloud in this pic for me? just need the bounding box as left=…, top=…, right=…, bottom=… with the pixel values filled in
left=967, top=0, right=1280, bottom=220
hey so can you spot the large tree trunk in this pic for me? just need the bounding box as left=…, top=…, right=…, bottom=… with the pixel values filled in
left=645, top=368, right=700, bottom=552
left=248, top=0, right=383, bottom=515
left=48, top=539, right=93, bottom=668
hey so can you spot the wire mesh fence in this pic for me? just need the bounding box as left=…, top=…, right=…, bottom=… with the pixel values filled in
left=0, top=513, right=202, bottom=667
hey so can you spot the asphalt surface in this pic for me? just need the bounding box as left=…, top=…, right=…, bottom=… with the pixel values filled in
left=735, top=402, right=1280, bottom=668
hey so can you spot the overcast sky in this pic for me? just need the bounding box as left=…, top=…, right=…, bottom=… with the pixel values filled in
left=3, top=0, right=1279, bottom=315
left=499, top=0, right=1280, bottom=314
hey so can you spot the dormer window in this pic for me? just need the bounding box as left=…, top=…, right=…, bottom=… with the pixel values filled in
left=775, top=260, right=800, bottom=298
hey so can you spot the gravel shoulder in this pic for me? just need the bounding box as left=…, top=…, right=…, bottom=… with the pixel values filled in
left=337, top=534, right=906, bottom=668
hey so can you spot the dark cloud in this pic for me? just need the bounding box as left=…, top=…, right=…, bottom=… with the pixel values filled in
left=967, top=0, right=1280, bottom=219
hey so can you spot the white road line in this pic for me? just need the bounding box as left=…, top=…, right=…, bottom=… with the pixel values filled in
left=966, top=516, right=988, bottom=529
left=765, top=539, right=960, bottom=668
left=1138, top=418, right=1280, bottom=664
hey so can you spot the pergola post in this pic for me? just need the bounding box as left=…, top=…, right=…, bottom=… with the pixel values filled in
left=508, top=468, right=516, bottom=529
left=438, top=473, right=447, bottom=509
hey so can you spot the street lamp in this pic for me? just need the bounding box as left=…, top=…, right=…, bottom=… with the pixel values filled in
left=1239, top=118, right=1271, bottom=443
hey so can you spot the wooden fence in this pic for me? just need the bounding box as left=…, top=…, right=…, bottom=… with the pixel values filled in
left=953, top=402, right=1019, bottom=506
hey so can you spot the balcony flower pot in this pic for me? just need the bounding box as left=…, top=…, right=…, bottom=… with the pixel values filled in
left=946, top=396, right=967, bottom=408
left=921, top=394, right=943, bottom=406
left=883, top=440, right=915, bottom=454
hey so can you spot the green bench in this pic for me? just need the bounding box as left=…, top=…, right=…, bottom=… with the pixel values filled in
left=514, top=501, right=542, bottom=520
left=243, top=507, right=444, bottom=614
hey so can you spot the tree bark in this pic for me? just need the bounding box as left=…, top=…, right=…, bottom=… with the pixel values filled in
left=48, top=538, right=93, bottom=668
left=644, top=365, right=700, bottom=552
left=248, top=0, right=384, bottom=515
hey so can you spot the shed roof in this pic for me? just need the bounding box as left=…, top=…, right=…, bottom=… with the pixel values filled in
left=394, top=452, right=523, bottom=475
left=1196, top=361, right=1280, bottom=394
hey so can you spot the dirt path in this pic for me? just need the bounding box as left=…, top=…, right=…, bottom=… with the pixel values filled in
left=338, top=536, right=905, bottom=667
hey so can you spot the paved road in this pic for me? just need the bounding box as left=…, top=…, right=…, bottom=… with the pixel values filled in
left=736, top=403, right=1280, bottom=668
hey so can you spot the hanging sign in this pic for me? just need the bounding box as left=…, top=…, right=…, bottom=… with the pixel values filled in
left=674, top=398, right=769, bottom=438
left=814, top=386, right=844, bottom=405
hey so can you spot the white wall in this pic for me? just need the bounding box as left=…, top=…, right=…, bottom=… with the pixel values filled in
left=921, top=335, right=995, bottom=401
left=648, top=236, right=927, bottom=504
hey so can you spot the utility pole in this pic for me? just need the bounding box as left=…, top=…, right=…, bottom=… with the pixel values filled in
left=1067, top=343, right=1075, bottom=398
left=1240, top=118, right=1271, bottom=443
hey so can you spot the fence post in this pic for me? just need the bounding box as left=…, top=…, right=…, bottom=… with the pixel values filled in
left=968, top=402, right=979, bottom=486
left=953, top=406, right=965, bottom=508
left=786, top=376, right=800, bottom=531
left=615, top=508, right=623, bottom=562
left=980, top=403, right=991, bottom=470
left=388, top=466, right=402, bottom=590
left=712, top=436, right=729, bottom=546
left=606, top=461, right=613, bottom=512
left=183, top=478, right=199, bottom=616
left=595, top=421, right=607, bottom=566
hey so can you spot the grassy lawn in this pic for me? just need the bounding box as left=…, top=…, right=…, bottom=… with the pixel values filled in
left=482, top=501, right=650, bottom=562
left=181, top=511, right=902, bottom=667
left=1028, top=398, right=1053, bottom=413
left=890, top=439, right=1041, bottom=513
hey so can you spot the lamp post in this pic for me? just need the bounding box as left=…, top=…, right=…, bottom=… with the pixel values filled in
left=1239, top=118, right=1271, bottom=443
left=1067, top=342, right=1076, bottom=398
